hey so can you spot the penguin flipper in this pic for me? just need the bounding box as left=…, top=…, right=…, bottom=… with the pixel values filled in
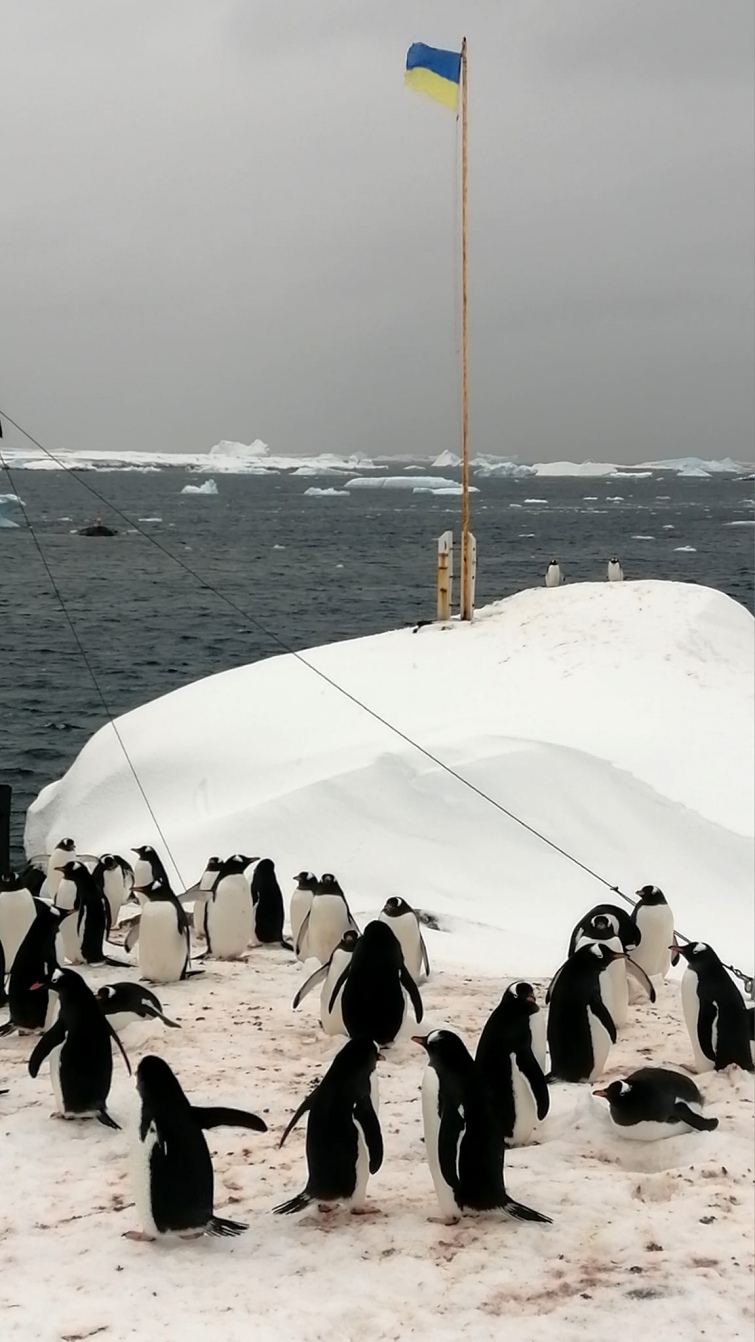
left=192, top=1106, right=267, bottom=1133
left=502, top=1197, right=552, bottom=1225
left=96, top=1107, right=121, bottom=1131
left=151, top=1008, right=181, bottom=1029
left=293, top=963, right=328, bottom=1010
left=420, top=932, right=430, bottom=978
left=439, top=1106, right=464, bottom=1193
left=590, top=991, right=617, bottom=1044
left=673, top=1101, right=718, bottom=1132
left=328, top=965, right=351, bottom=1015
left=400, top=964, right=424, bottom=1023
left=106, top=1017, right=132, bottom=1076
left=517, top=1048, right=550, bottom=1121
left=124, top=920, right=141, bottom=952
left=354, top=1096, right=383, bottom=1174
left=207, top=1217, right=248, bottom=1237
left=279, top=1091, right=316, bottom=1148
left=0, top=1021, right=17, bottom=1038
left=698, top=999, right=717, bottom=1065
left=625, top=957, right=656, bottom=1002
left=273, top=1192, right=311, bottom=1216
left=28, top=1019, right=66, bottom=1077
left=545, top=962, right=565, bottom=1005
left=295, top=913, right=311, bottom=959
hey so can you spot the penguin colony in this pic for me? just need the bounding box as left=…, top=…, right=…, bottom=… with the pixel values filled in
left=1, top=846, right=752, bottom=1240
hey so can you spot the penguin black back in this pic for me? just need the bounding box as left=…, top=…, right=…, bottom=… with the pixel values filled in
left=4, top=904, right=71, bottom=1032
left=476, top=982, right=550, bottom=1142
left=58, top=860, right=111, bottom=962
left=677, top=942, right=753, bottom=1072
left=28, top=967, right=130, bottom=1127
left=251, top=858, right=286, bottom=943
left=547, top=944, right=621, bottom=1082
left=335, top=920, right=423, bottom=1045
left=594, top=1067, right=719, bottom=1135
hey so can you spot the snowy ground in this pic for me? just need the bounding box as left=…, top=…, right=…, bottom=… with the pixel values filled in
left=1, top=943, right=752, bottom=1342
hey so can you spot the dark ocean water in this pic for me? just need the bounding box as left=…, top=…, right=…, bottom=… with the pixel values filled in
left=1, top=467, right=753, bottom=851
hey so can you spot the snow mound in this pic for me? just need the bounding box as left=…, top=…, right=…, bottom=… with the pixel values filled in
left=345, top=475, right=457, bottom=491
left=180, top=478, right=218, bottom=496
left=304, top=487, right=349, bottom=497
left=26, top=581, right=754, bottom=974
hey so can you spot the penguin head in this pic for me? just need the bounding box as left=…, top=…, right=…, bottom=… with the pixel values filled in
left=339, top=929, right=360, bottom=952
left=361, top=919, right=403, bottom=963
left=55, top=838, right=75, bottom=853
left=588, top=916, right=615, bottom=939
left=96, top=985, right=116, bottom=1002
left=504, top=981, right=540, bottom=1014
left=136, top=1054, right=191, bottom=1113
left=593, top=1078, right=635, bottom=1111
left=294, top=871, right=318, bottom=890
left=324, top=1037, right=380, bottom=1088
left=317, top=874, right=342, bottom=895
left=99, top=854, right=119, bottom=871
left=56, top=859, right=84, bottom=879
left=205, top=857, right=221, bottom=868
left=222, top=854, right=257, bottom=875
left=382, top=896, right=410, bottom=918
left=635, top=884, right=667, bottom=906
left=132, top=845, right=157, bottom=860
left=672, top=940, right=717, bottom=969
left=585, top=943, right=624, bottom=968
left=139, top=877, right=172, bottom=901
left=412, top=1028, right=473, bottom=1074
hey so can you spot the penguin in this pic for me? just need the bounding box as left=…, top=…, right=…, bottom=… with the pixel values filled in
left=250, top=858, right=289, bottom=946
left=544, top=560, right=564, bottom=588
left=28, top=967, right=131, bottom=1127
left=39, top=837, right=76, bottom=902
left=573, top=925, right=630, bottom=1027
left=10, top=863, right=46, bottom=900
left=547, top=944, right=624, bottom=1082
left=414, top=1030, right=552, bottom=1226
left=92, top=854, right=134, bottom=927
left=297, top=874, right=359, bottom=965
left=630, top=885, right=675, bottom=979
left=593, top=1067, right=718, bottom=1140
left=201, top=854, right=254, bottom=959
left=330, top=919, right=423, bottom=1045
left=675, top=941, right=754, bottom=1073
left=132, top=845, right=171, bottom=896
left=568, top=903, right=640, bottom=957
left=95, top=982, right=180, bottom=1032
left=290, top=871, right=318, bottom=961
left=748, top=1004, right=754, bottom=1065
left=378, top=896, right=430, bottom=982
left=127, top=1054, right=267, bottom=1241
left=137, top=877, right=195, bottom=984
left=0, top=872, right=38, bottom=974
left=54, top=860, right=111, bottom=965
left=476, top=982, right=550, bottom=1147
left=2, top=903, right=72, bottom=1035
left=292, top=929, right=359, bottom=1036
left=606, top=558, right=624, bottom=582
left=274, top=1037, right=382, bottom=1216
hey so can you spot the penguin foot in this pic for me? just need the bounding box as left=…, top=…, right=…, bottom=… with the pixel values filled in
left=350, top=1205, right=379, bottom=1217
left=428, top=1215, right=461, bottom=1226
left=122, top=1230, right=156, bottom=1242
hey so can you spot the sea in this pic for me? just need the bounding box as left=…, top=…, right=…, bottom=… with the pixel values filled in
left=1, top=467, right=753, bottom=851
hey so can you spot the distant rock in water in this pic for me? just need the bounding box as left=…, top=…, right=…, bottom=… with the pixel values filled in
left=181, top=478, right=218, bottom=496
left=78, top=513, right=117, bottom=536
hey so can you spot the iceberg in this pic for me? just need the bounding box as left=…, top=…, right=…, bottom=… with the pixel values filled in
left=531, top=461, right=618, bottom=477
left=472, top=459, right=535, bottom=478
left=432, top=450, right=461, bottom=468
left=304, top=487, right=350, bottom=497
left=0, top=492, right=24, bottom=528
left=180, top=478, right=218, bottom=496
left=209, top=438, right=268, bottom=458
left=636, top=457, right=752, bottom=475
left=345, top=476, right=458, bottom=491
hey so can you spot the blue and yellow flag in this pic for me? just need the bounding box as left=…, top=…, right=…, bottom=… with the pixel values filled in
left=405, top=42, right=461, bottom=111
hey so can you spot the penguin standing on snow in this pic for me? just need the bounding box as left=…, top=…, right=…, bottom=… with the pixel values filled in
left=251, top=858, right=289, bottom=946
left=378, top=896, right=430, bottom=982
left=95, top=983, right=180, bottom=1032
left=274, top=1038, right=382, bottom=1216
left=331, top=920, right=423, bottom=1046
left=675, top=941, right=753, bottom=1073
left=127, top=1055, right=267, bottom=1241
left=38, top=837, right=76, bottom=902
left=292, top=929, right=359, bottom=1036
left=290, top=872, right=318, bottom=961
left=594, top=1067, right=718, bottom=1139
left=0, top=872, right=39, bottom=974
left=92, top=854, right=134, bottom=928
left=630, top=886, right=675, bottom=979
left=476, top=982, right=549, bottom=1147
left=547, top=944, right=624, bottom=1082
left=296, top=874, right=359, bottom=965
left=414, top=1030, right=552, bottom=1226
left=132, top=846, right=171, bottom=898
left=606, top=558, right=624, bottom=582
left=28, top=967, right=131, bottom=1127
left=137, top=877, right=195, bottom=984
left=572, top=922, right=630, bottom=1027
left=55, top=860, right=111, bottom=965
left=567, top=903, right=640, bottom=958
left=201, top=854, right=255, bottom=959
left=544, top=560, right=564, bottom=588
left=1, top=904, right=72, bottom=1035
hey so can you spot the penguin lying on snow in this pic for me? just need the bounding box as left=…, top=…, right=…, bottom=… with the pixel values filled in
left=28, top=968, right=131, bottom=1128
left=476, top=982, right=549, bottom=1147
left=126, top=1055, right=267, bottom=1241
left=594, top=1067, right=718, bottom=1140
left=414, top=1030, right=552, bottom=1226
left=675, top=941, right=753, bottom=1073
left=274, top=1038, right=382, bottom=1216
left=292, top=930, right=359, bottom=1035
left=95, top=982, right=180, bottom=1032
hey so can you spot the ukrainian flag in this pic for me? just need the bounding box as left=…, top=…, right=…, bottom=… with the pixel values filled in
left=405, top=42, right=461, bottom=111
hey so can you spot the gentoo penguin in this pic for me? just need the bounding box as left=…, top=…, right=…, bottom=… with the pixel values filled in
left=92, top=854, right=134, bottom=927
left=39, top=837, right=76, bottom=902
left=0, top=872, right=38, bottom=974
left=476, top=982, right=549, bottom=1147
left=11, top=863, right=46, bottom=899
left=127, top=1055, right=267, bottom=1241
left=297, top=874, right=359, bottom=965
left=132, top=845, right=171, bottom=897
left=606, top=558, right=624, bottom=582
left=28, top=967, right=131, bottom=1127
left=630, top=885, right=675, bottom=979
left=594, top=1067, right=718, bottom=1140
left=274, top=1038, right=382, bottom=1216
left=2, top=904, right=72, bottom=1035
left=567, top=903, right=640, bottom=958
left=292, top=929, right=359, bottom=1036
left=95, top=982, right=180, bottom=1032
left=250, top=858, right=289, bottom=946
left=330, top=919, right=423, bottom=1045
left=547, top=944, right=623, bottom=1082
left=290, top=871, right=318, bottom=961
left=544, top=560, right=564, bottom=588
left=414, top=1030, right=552, bottom=1226
left=54, top=860, right=111, bottom=965
left=573, top=926, right=629, bottom=1028
left=201, top=854, right=254, bottom=959
left=675, top=941, right=753, bottom=1073
left=137, top=877, right=194, bottom=984
left=378, top=896, right=430, bottom=982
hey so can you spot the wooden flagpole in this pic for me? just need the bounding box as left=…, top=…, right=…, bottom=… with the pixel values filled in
left=459, top=36, right=473, bottom=621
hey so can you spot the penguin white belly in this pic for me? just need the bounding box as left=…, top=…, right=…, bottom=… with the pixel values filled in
left=421, top=1067, right=461, bottom=1221
left=56, top=915, right=83, bottom=966
left=206, top=880, right=253, bottom=958
left=530, top=1012, right=547, bottom=1073
left=291, top=890, right=313, bottom=958
left=131, top=1120, right=160, bottom=1237
left=49, top=1042, right=65, bottom=1115
left=681, top=969, right=715, bottom=1072
left=0, top=889, right=36, bottom=971
left=509, top=1055, right=538, bottom=1147
left=379, top=912, right=422, bottom=982
left=307, top=898, right=349, bottom=965
left=350, top=1119, right=370, bottom=1209
left=133, top=858, right=153, bottom=890
left=102, top=871, right=126, bottom=926
left=321, top=951, right=350, bottom=1036
left=632, top=906, right=674, bottom=978
left=605, top=959, right=628, bottom=1028
left=608, top=1109, right=702, bottom=1143
left=587, top=1007, right=613, bottom=1080
left=139, top=904, right=187, bottom=984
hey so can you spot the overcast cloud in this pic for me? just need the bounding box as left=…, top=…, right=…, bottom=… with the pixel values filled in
left=1, top=0, right=752, bottom=462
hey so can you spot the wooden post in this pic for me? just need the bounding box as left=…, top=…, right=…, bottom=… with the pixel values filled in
left=437, top=530, right=453, bottom=620
left=459, top=36, right=473, bottom=621
left=0, top=784, right=11, bottom=876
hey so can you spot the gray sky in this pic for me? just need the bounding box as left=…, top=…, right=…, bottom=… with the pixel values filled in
left=1, top=0, right=753, bottom=462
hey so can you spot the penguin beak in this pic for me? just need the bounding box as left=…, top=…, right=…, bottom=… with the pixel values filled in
left=411, top=1036, right=428, bottom=1050
left=376, top=1051, right=385, bottom=1062
left=592, top=1088, right=609, bottom=1099
left=525, top=995, right=536, bottom=1004
left=669, top=944, right=681, bottom=952
left=30, top=981, right=46, bottom=991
